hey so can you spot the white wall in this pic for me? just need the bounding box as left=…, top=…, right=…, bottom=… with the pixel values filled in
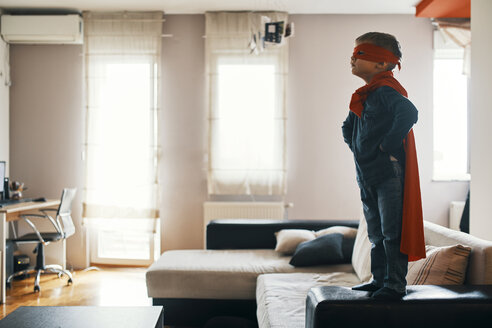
left=9, top=14, right=472, bottom=266
left=0, top=38, right=8, bottom=173
left=160, top=15, right=208, bottom=251
left=470, top=0, right=492, bottom=240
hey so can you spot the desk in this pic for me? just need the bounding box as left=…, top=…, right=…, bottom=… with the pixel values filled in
left=0, top=199, right=60, bottom=304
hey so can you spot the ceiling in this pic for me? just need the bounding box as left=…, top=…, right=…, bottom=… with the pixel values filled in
left=0, top=0, right=421, bottom=15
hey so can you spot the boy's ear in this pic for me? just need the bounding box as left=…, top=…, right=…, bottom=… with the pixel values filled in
left=375, top=62, right=388, bottom=69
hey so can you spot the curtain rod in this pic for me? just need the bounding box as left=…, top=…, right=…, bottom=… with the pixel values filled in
left=88, top=18, right=166, bottom=22
left=82, top=33, right=173, bottom=37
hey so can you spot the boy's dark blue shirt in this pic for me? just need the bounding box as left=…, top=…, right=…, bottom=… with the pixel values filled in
left=342, top=85, right=418, bottom=187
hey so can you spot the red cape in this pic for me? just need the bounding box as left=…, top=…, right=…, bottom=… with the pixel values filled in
left=350, top=71, right=426, bottom=262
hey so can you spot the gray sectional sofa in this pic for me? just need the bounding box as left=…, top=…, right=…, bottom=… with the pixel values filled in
left=146, top=218, right=492, bottom=327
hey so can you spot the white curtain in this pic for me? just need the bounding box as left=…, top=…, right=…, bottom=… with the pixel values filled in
left=82, top=12, right=161, bottom=221
left=434, top=18, right=471, bottom=76
left=206, top=12, right=288, bottom=195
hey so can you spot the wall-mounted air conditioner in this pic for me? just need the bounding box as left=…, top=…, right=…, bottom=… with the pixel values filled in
left=0, top=15, right=83, bottom=44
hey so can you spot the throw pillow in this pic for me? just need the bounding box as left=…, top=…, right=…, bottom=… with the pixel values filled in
left=274, top=229, right=316, bottom=255
left=315, top=226, right=358, bottom=260
left=351, top=215, right=372, bottom=283
left=289, top=233, right=345, bottom=267
left=407, top=244, right=472, bottom=285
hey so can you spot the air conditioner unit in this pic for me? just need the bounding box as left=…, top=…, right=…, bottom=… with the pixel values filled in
left=0, top=15, right=83, bottom=44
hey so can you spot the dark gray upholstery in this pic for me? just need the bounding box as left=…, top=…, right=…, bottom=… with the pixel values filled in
left=306, top=285, right=492, bottom=328
left=206, top=219, right=359, bottom=250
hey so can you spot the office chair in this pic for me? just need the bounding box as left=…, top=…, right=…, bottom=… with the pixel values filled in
left=7, top=188, right=77, bottom=292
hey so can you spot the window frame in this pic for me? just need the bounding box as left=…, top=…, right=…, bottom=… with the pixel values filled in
left=85, top=56, right=160, bottom=265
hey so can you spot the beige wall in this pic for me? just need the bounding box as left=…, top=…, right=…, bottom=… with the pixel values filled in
left=470, top=0, right=492, bottom=240
left=0, top=39, right=8, bottom=173
left=9, top=45, right=86, bottom=268
left=9, top=14, right=471, bottom=267
left=159, top=15, right=208, bottom=251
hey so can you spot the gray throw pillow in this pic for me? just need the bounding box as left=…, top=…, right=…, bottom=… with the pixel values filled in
left=289, top=233, right=345, bottom=267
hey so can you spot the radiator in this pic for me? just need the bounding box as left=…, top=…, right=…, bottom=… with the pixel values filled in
left=203, top=201, right=286, bottom=227
left=449, top=201, right=466, bottom=231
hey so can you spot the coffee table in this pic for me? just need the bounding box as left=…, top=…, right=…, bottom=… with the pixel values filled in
left=0, top=306, right=164, bottom=328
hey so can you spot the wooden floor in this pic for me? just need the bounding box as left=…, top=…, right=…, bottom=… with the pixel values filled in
left=0, top=265, right=152, bottom=320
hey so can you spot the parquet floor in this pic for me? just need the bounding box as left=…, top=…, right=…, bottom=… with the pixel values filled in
left=0, top=265, right=152, bottom=320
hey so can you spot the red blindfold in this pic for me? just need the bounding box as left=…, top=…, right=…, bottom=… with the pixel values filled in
left=353, top=43, right=401, bottom=70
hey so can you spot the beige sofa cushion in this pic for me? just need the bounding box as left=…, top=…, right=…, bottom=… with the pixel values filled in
left=256, top=272, right=360, bottom=328
left=351, top=216, right=372, bottom=283
left=146, top=249, right=354, bottom=300
left=349, top=217, right=491, bottom=285
left=423, top=221, right=492, bottom=284
left=407, top=244, right=471, bottom=285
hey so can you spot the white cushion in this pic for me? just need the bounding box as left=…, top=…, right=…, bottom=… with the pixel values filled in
left=274, top=229, right=316, bottom=255
left=351, top=215, right=372, bottom=283
left=315, top=226, right=358, bottom=239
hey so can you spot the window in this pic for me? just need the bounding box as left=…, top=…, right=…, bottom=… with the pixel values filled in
left=433, top=31, right=469, bottom=181
left=86, top=62, right=157, bottom=212
left=90, top=218, right=160, bottom=266
left=214, top=59, right=278, bottom=183
left=206, top=12, right=288, bottom=195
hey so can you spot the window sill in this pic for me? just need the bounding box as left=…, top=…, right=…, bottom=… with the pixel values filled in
left=432, top=173, right=471, bottom=182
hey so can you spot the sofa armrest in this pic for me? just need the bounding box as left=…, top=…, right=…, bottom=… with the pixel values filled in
left=206, top=219, right=359, bottom=250
left=306, top=285, right=492, bottom=328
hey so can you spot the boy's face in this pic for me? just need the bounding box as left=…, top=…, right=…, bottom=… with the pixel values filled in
left=351, top=41, right=388, bottom=83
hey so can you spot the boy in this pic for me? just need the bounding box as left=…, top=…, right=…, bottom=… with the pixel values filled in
left=342, top=32, right=426, bottom=300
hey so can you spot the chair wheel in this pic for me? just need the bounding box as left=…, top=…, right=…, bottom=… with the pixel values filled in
left=34, top=285, right=40, bottom=292
left=68, top=278, right=73, bottom=285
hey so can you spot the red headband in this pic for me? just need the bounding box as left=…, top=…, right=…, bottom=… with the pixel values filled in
left=353, top=43, right=401, bottom=70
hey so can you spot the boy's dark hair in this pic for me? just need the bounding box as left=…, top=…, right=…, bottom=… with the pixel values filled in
left=356, top=32, right=402, bottom=70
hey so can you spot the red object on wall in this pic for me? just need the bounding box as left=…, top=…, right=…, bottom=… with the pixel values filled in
left=416, top=0, right=470, bottom=18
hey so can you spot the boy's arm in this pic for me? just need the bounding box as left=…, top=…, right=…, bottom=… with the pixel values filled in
left=342, top=112, right=355, bottom=150
left=379, top=87, right=418, bottom=153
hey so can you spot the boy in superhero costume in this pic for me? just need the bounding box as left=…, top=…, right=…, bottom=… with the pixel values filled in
left=342, top=32, right=425, bottom=300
